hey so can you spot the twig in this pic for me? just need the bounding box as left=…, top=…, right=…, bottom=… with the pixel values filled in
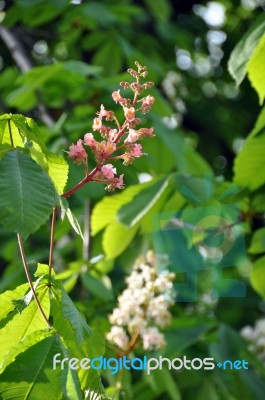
left=48, top=207, right=57, bottom=285
left=17, top=234, right=51, bottom=328
left=0, top=24, right=54, bottom=127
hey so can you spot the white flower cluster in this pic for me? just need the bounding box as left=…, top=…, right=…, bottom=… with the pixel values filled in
left=241, top=318, right=265, bottom=362
left=106, top=251, right=175, bottom=352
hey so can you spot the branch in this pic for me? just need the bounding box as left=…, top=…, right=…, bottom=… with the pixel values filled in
left=0, top=24, right=55, bottom=127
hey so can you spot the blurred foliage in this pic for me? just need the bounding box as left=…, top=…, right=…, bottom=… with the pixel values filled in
left=1, top=0, right=265, bottom=399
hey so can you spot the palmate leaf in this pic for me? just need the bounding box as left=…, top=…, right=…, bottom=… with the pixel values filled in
left=0, top=149, right=57, bottom=237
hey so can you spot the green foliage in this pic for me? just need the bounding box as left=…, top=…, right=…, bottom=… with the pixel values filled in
left=247, top=34, right=265, bottom=104
left=228, top=13, right=265, bottom=85
left=0, top=1, right=265, bottom=399
left=0, top=150, right=57, bottom=237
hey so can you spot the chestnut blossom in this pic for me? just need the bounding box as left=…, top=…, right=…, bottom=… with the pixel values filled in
left=106, top=326, right=130, bottom=351
left=67, top=61, right=155, bottom=192
left=106, top=251, right=175, bottom=352
left=68, top=139, right=87, bottom=165
left=142, top=327, right=166, bottom=350
left=92, top=117, right=102, bottom=131
left=112, top=90, right=126, bottom=104
left=101, top=164, right=116, bottom=179
left=84, top=132, right=97, bottom=147
left=124, top=107, right=136, bottom=122
left=130, top=144, right=143, bottom=157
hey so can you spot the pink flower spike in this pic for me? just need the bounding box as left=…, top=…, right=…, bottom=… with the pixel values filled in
left=130, top=143, right=143, bottom=157
left=93, top=117, right=102, bottom=131
left=84, top=132, right=97, bottom=147
left=101, top=164, right=117, bottom=179
left=124, top=107, right=136, bottom=122
left=68, top=139, right=87, bottom=165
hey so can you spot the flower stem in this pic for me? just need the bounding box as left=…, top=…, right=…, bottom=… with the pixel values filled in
left=17, top=234, right=51, bottom=328
left=62, top=165, right=100, bottom=198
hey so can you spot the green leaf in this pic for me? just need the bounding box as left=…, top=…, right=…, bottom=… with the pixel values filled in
left=50, top=283, right=106, bottom=393
left=0, top=334, right=64, bottom=400
left=91, top=182, right=151, bottom=236
left=228, top=13, right=265, bottom=85
left=81, top=273, right=113, bottom=301
left=118, top=176, right=170, bottom=227
left=60, top=197, right=84, bottom=239
left=144, top=369, right=181, bottom=400
left=249, top=228, right=265, bottom=254
left=0, top=150, right=57, bottom=237
left=234, top=135, right=265, bottom=190
left=0, top=328, right=55, bottom=375
left=0, top=114, right=69, bottom=194
left=250, top=256, right=265, bottom=297
left=0, top=283, right=29, bottom=321
left=45, top=152, right=69, bottom=195
left=0, top=283, right=50, bottom=373
left=248, top=106, right=265, bottom=139
left=11, top=114, right=68, bottom=194
left=35, top=263, right=55, bottom=277
left=103, top=221, right=139, bottom=259
left=144, top=0, right=171, bottom=21
left=0, top=114, right=25, bottom=147
left=247, top=33, right=265, bottom=104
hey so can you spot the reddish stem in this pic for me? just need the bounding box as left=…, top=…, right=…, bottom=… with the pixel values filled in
left=62, top=165, right=101, bottom=198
